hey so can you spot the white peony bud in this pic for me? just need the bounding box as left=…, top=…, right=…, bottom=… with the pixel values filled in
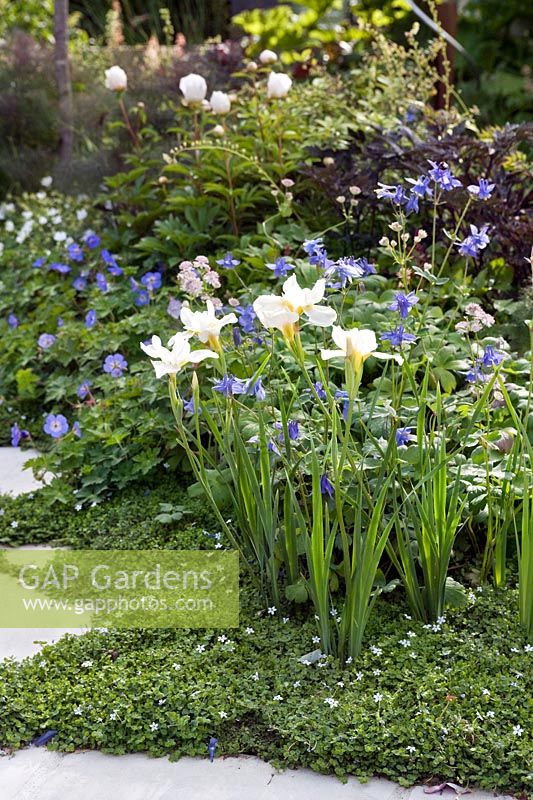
left=209, top=91, right=231, bottom=115
left=267, top=72, right=292, bottom=99
left=179, top=73, right=208, bottom=105
left=105, top=65, right=128, bottom=92
left=211, top=124, right=225, bottom=138
left=259, top=49, right=278, bottom=65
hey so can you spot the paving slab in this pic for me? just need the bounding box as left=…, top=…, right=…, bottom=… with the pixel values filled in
left=0, top=447, right=50, bottom=496
left=0, top=749, right=515, bottom=800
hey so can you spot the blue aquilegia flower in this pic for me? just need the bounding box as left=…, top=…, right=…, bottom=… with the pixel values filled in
left=84, top=232, right=100, bottom=249
left=427, top=161, right=462, bottom=191
left=95, top=272, right=109, bottom=292
left=395, top=427, right=415, bottom=447
left=467, top=178, right=495, bottom=201
left=335, top=390, right=351, bottom=422
left=303, top=238, right=323, bottom=258
left=465, top=362, right=487, bottom=384
left=72, top=421, right=82, bottom=438
left=406, top=175, right=432, bottom=199
left=77, top=381, right=91, bottom=400
left=32, top=257, right=46, bottom=268
left=312, top=381, right=327, bottom=401
left=216, top=252, right=240, bottom=270
left=288, top=420, right=300, bottom=441
left=43, top=414, right=69, bottom=439
left=246, top=377, right=266, bottom=401
left=141, top=271, right=162, bottom=292
left=481, top=345, right=504, bottom=368
left=208, top=737, right=218, bottom=763
left=457, top=224, right=490, bottom=258
left=324, top=256, right=365, bottom=288
left=11, top=423, right=29, bottom=447
left=375, top=183, right=406, bottom=204
left=7, top=313, right=18, bottom=329
left=85, top=309, right=97, bottom=329
left=103, top=353, right=128, bottom=378
left=320, top=474, right=334, bottom=498
left=213, top=374, right=248, bottom=397
left=236, top=304, right=257, bottom=334
left=388, top=291, right=419, bottom=319
left=67, top=243, right=84, bottom=262
left=267, top=256, right=293, bottom=278
left=380, top=326, right=417, bottom=348
left=354, top=257, right=376, bottom=276
left=184, top=396, right=201, bottom=415
left=38, top=333, right=56, bottom=349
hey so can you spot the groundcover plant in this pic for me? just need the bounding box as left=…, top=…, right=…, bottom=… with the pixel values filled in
left=0, top=34, right=532, bottom=795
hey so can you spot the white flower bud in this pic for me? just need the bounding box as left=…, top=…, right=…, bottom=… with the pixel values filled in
left=179, top=73, right=208, bottom=105
left=259, top=49, right=278, bottom=65
left=209, top=91, right=231, bottom=115
left=267, top=72, right=292, bottom=99
left=105, top=65, right=127, bottom=92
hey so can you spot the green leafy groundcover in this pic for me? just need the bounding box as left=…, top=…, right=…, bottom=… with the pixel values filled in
left=0, top=489, right=531, bottom=794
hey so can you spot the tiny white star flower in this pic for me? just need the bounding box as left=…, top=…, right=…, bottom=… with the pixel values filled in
left=482, top=689, right=490, bottom=696
left=406, top=631, right=416, bottom=638
left=75, top=503, right=83, bottom=512
left=399, top=639, right=411, bottom=648
left=81, top=660, right=93, bottom=668
left=73, top=705, right=83, bottom=715
left=109, top=711, right=118, bottom=720
left=196, top=644, right=206, bottom=653
left=219, top=711, right=228, bottom=719
left=346, top=657, right=353, bottom=665
left=355, top=672, right=363, bottom=681
left=293, top=680, right=301, bottom=688
left=525, top=644, right=533, bottom=652
left=406, top=745, right=416, bottom=753
left=373, top=668, right=382, bottom=676
left=10, top=520, right=18, bottom=528
left=373, top=692, right=383, bottom=703
left=251, top=672, right=259, bottom=681
left=312, top=636, right=321, bottom=644
left=158, top=698, right=166, bottom=705
left=486, top=710, right=495, bottom=718
left=324, top=697, right=339, bottom=708
left=337, top=681, right=344, bottom=688
left=218, top=635, right=228, bottom=643
left=244, top=627, right=255, bottom=635
left=282, top=617, right=289, bottom=624
left=512, top=725, right=523, bottom=736
left=370, top=646, right=382, bottom=655
left=510, top=647, right=520, bottom=653
left=172, top=663, right=181, bottom=670
left=302, top=659, right=311, bottom=666
left=149, top=722, right=159, bottom=731
left=267, top=606, right=277, bottom=615
left=273, top=695, right=283, bottom=701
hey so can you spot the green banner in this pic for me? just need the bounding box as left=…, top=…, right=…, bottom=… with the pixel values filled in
left=0, top=550, right=239, bottom=628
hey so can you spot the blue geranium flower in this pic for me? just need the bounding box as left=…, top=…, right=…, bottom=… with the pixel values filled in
left=32, top=257, right=46, bottom=268
left=216, top=252, right=240, bottom=270
left=103, top=353, right=128, bottom=378
left=141, top=271, right=162, bottom=292
left=95, top=272, right=109, bottom=292
left=49, top=262, right=71, bottom=274
left=84, top=232, right=100, bottom=249
left=135, top=290, right=150, bottom=307
left=38, top=333, right=56, bottom=349
left=7, top=313, right=18, bottom=329
left=388, top=291, right=419, bottom=319
left=72, top=421, right=82, bottom=438
left=67, top=243, right=84, bottom=262
left=380, top=326, right=417, bottom=348
left=43, top=414, right=69, bottom=439
left=77, top=381, right=91, bottom=400
left=72, top=276, right=87, bottom=292
left=85, top=310, right=96, bottom=329
left=167, top=298, right=182, bottom=320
